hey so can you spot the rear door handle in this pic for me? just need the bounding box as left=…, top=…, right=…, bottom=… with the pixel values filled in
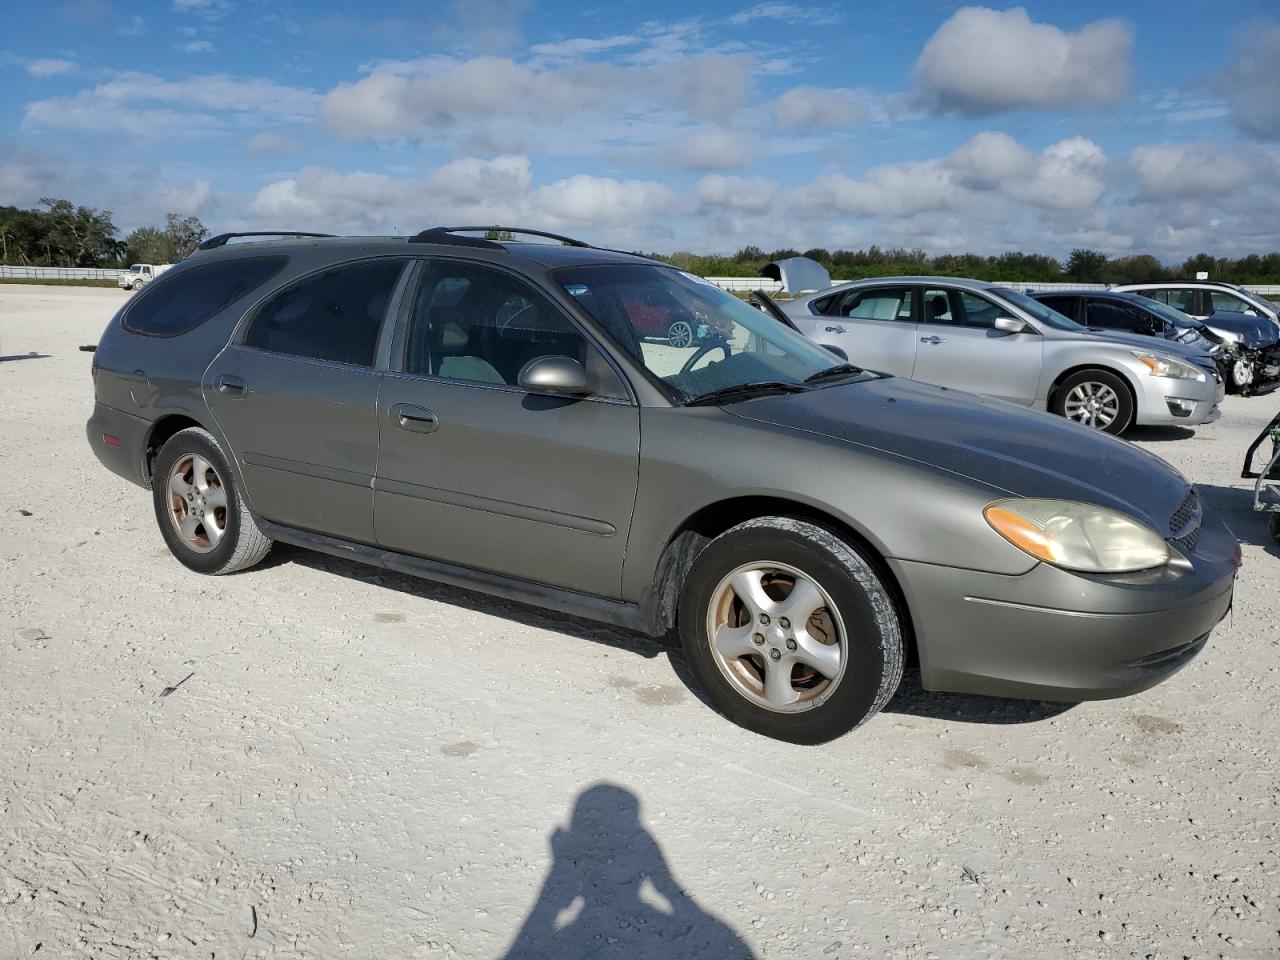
left=393, top=403, right=439, bottom=434
left=824, top=325, right=846, bottom=334
left=216, top=374, right=246, bottom=397
left=920, top=335, right=947, bottom=345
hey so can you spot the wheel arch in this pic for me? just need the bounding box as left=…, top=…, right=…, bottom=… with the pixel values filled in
left=1048, top=363, right=1139, bottom=412
left=641, top=495, right=919, bottom=666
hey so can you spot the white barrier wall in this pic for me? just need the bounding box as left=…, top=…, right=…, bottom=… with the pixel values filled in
left=1, top=265, right=126, bottom=281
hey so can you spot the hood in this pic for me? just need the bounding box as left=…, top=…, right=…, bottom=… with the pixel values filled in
left=1077, top=327, right=1213, bottom=361
left=760, top=257, right=832, bottom=295
left=725, top=376, right=1192, bottom=535
left=1204, top=309, right=1278, bottom=348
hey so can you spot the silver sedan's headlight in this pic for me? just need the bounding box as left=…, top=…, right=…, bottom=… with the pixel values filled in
left=984, top=499, right=1170, bottom=573
left=1132, top=351, right=1204, bottom=381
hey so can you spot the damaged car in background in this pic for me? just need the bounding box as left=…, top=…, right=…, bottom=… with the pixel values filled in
left=767, top=260, right=1224, bottom=436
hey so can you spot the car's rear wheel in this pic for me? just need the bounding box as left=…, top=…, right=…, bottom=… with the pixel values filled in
left=667, top=319, right=695, bottom=348
left=1052, top=370, right=1134, bottom=435
left=152, top=427, right=271, bottom=575
left=678, top=517, right=904, bottom=744
left=1269, top=513, right=1280, bottom=545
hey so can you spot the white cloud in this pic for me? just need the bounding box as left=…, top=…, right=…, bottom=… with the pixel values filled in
left=26, top=58, right=77, bottom=77
left=24, top=72, right=321, bottom=135
left=1215, top=23, right=1280, bottom=141
left=728, top=4, right=844, bottom=26
left=913, top=6, right=1132, bottom=115
left=531, top=175, right=675, bottom=226
left=696, top=174, right=775, bottom=213
left=117, top=15, right=146, bottom=35
left=668, top=128, right=754, bottom=170
left=246, top=158, right=674, bottom=237
left=1129, top=143, right=1275, bottom=197
left=529, top=35, right=639, bottom=59
left=177, top=40, right=216, bottom=53
left=767, top=85, right=865, bottom=129
left=791, top=133, right=1108, bottom=217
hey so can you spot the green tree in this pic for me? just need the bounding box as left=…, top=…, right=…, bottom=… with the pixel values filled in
left=1066, top=248, right=1108, bottom=282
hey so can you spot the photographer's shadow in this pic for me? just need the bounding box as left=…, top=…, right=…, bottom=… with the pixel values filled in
left=502, top=784, right=756, bottom=960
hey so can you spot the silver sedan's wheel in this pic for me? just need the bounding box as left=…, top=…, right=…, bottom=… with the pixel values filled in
left=667, top=319, right=695, bottom=348
left=165, top=454, right=228, bottom=554
left=706, top=561, right=846, bottom=713
left=1063, top=380, right=1120, bottom=429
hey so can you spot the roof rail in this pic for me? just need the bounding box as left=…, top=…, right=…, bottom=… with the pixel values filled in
left=199, top=231, right=335, bottom=250
left=409, top=226, right=591, bottom=248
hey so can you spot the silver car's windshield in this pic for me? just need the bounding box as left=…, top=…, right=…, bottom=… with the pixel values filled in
left=989, top=287, right=1082, bottom=331
left=554, top=264, right=845, bottom=401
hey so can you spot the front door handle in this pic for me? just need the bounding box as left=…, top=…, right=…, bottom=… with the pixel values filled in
left=825, top=325, right=846, bottom=334
left=920, top=335, right=947, bottom=345
left=215, top=374, right=246, bottom=397
left=393, top=403, right=439, bottom=434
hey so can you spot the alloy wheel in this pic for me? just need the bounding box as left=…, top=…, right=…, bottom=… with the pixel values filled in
left=166, top=454, right=228, bottom=554
left=1063, top=381, right=1119, bottom=429
left=706, top=561, right=847, bottom=713
left=1232, top=357, right=1255, bottom=388
left=668, top=320, right=695, bottom=348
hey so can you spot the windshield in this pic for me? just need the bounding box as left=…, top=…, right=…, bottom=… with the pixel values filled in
left=554, top=264, right=845, bottom=402
left=1140, top=297, right=1202, bottom=329
left=129, top=265, right=142, bottom=274
left=989, top=287, right=1082, bottom=331
left=1236, top=289, right=1277, bottom=315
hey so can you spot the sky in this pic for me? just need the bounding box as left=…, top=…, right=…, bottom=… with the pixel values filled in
left=2, top=0, right=1279, bottom=259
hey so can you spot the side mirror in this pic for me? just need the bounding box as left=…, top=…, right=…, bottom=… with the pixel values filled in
left=994, top=317, right=1027, bottom=334
left=824, top=344, right=849, bottom=360
left=517, top=355, right=590, bottom=395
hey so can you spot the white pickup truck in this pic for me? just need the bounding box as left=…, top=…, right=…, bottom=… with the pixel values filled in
left=118, top=263, right=171, bottom=291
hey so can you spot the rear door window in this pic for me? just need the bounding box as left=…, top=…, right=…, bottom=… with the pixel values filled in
left=122, top=256, right=287, bottom=337
left=1085, top=299, right=1145, bottom=331
left=244, top=258, right=407, bottom=366
left=836, top=286, right=914, bottom=322
left=1037, top=296, right=1078, bottom=320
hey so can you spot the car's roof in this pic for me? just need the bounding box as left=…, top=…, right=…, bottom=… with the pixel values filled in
left=1029, top=289, right=1151, bottom=304
left=819, top=275, right=1008, bottom=294
left=185, top=234, right=656, bottom=270
left=1112, top=281, right=1241, bottom=290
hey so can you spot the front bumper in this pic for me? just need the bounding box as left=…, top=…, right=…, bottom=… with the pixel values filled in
left=889, top=519, right=1237, bottom=701
left=1133, top=369, right=1225, bottom=426
left=86, top=401, right=151, bottom=489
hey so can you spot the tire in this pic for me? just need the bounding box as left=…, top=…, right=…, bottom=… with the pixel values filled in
left=1269, top=513, right=1280, bottom=546
left=667, top=319, right=695, bottom=348
left=151, top=427, right=272, bottom=575
left=1051, top=369, right=1134, bottom=435
left=1229, top=354, right=1255, bottom=394
left=678, top=517, right=904, bottom=744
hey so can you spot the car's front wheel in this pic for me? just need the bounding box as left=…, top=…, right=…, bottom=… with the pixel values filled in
left=1052, top=369, right=1134, bottom=435
left=152, top=427, right=272, bottom=575
left=678, top=517, right=904, bottom=744
left=1229, top=354, right=1255, bottom=393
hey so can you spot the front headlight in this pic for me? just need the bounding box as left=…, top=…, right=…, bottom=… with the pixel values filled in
left=1132, top=351, right=1204, bottom=381
left=984, top=499, right=1170, bottom=573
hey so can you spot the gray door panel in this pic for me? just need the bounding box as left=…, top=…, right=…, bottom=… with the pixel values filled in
left=910, top=325, right=1044, bottom=404
left=204, top=345, right=380, bottom=542
left=374, top=376, right=640, bottom=598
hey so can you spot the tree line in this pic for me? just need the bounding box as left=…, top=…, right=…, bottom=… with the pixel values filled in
left=0, top=199, right=209, bottom=268
left=4, top=197, right=1278, bottom=284
left=656, top=246, right=1280, bottom=285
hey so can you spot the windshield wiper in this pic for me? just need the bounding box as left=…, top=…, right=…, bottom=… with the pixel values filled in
left=803, top=362, right=864, bottom=385
left=684, top=381, right=807, bottom=406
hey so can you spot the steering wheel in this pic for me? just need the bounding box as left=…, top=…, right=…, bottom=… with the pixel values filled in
left=679, top=338, right=731, bottom=374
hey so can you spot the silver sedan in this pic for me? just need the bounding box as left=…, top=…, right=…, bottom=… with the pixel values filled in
left=779, top=275, right=1224, bottom=435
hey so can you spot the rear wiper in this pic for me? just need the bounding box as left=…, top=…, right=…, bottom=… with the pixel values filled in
left=684, top=381, right=807, bottom=406
left=803, top=362, right=864, bottom=385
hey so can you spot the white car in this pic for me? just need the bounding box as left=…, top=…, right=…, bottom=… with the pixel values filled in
left=1113, top=282, right=1280, bottom=336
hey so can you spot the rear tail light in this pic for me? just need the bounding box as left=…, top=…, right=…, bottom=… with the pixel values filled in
left=103, top=434, right=121, bottom=447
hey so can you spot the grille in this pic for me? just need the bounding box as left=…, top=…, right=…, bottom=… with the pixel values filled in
left=1169, top=489, right=1201, bottom=553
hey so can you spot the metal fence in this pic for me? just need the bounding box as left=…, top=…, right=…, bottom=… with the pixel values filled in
left=0, top=265, right=126, bottom=281
left=705, top=276, right=1280, bottom=298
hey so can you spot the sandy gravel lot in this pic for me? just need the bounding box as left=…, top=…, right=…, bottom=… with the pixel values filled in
left=1, top=285, right=1277, bottom=959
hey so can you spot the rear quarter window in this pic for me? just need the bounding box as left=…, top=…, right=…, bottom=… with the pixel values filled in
left=122, top=256, right=289, bottom=337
